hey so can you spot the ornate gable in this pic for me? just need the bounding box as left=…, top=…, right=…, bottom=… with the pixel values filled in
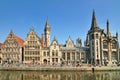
left=25, top=29, right=41, bottom=45
left=66, top=36, right=74, bottom=48
left=2, top=30, right=24, bottom=47
left=51, top=37, right=59, bottom=46
left=50, top=37, right=60, bottom=50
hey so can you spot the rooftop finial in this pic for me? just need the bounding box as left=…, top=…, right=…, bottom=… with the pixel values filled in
left=107, top=19, right=110, bottom=35
left=116, top=32, right=118, bottom=38
left=10, top=29, right=13, bottom=33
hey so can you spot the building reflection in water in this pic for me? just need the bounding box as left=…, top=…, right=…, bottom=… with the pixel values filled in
left=0, top=71, right=120, bottom=80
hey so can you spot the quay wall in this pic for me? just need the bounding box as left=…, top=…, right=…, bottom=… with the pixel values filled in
left=0, top=67, right=120, bottom=71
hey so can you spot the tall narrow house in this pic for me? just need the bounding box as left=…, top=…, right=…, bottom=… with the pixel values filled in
left=1, top=30, right=24, bottom=64
left=24, top=29, right=41, bottom=64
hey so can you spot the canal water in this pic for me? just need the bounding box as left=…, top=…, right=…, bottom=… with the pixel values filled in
left=0, top=71, right=120, bottom=80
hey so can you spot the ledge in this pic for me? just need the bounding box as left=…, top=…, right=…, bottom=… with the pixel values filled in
left=0, top=66, right=120, bottom=71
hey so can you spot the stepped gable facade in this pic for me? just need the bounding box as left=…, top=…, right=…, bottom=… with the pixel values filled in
left=0, top=11, right=119, bottom=66
left=1, top=30, right=24, bottom=64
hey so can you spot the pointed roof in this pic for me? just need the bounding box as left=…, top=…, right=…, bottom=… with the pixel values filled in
left=14, top=36, right=24, bottom=47
left=90, top=10, right=98, bottom=30
left=27, top=28, right=41, bottom=40
left=29, top=28, right=35, bottom=34
left=10, top=29, right=14, bottom=34
left=6, top=30, right=24, bottom=47
left=44, top=18, right=50, bottom=31
left=116, top=32, right=118, bottom=38
left=8, top=30, right=14, bottom=38
left=66, top=36, right=74, bottom=47
left=107, top=19, right=110, bottom=34
left=53, top=36, right=57, bottom=41
left=51, top=36, right=59, bottom=45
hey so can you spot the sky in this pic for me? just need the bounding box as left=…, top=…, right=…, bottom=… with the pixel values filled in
left=0, top=0, right=120, bottom=46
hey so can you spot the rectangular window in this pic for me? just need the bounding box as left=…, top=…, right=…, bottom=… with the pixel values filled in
left=76, top=52, right=80, bottom=60
left=112, top=41, right=117, bottom=49
left=91, top=34, right=94, bottom=39
left=56, top=58, right=58, bottom=62
left=47, top=52, right=50, bottom=56
left=96, top=34, right=98, bottom=39
left=67, top=53, right=70, bottom=60
left=72, top=52, right=75, bottom=61
left=56, top=50, right=58, bottom=56
left=52, top=52, right=54, bottom=56
left=44, top=52, right=46, bottom=56
left=62, top=52, right=65, bottom=60
left=52, top=58, right=54, bottom=62
left=103, top=41, right=108, bottom=49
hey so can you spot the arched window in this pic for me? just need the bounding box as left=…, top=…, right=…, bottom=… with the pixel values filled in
left=91, top=34, right=94, bottom=39
left=103, top=51, right=108, bottom=60
left=67, top=52, right=70, bottom=60
left=112, top=51, right=117, bottom=60
left=112, top=40, right=117, bottom=49
left=103, top=40, right=108, bottom=49
left=96, top=34, right=98, bottom=39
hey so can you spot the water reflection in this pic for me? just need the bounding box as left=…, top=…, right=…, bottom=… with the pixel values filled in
left=0, top=71, right=120, bottom=80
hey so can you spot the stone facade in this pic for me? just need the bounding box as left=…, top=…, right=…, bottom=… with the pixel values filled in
left=23, top=19, right=86, bottom=65
left=0, top=11, right=119, bottom=66
left=60, top=37, right=87, bottom=65
left=24, top=29, right=41, bottom=64
left=1, top=31, right=24, bottom=64
left=0, top=43, right=2, bottom=63
left=85, top=11, right=119, bottom=66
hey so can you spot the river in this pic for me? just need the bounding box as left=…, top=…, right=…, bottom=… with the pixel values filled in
left=0, top=71, right=119, bottom=80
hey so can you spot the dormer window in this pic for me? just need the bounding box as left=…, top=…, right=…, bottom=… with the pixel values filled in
left=91, top=34, right=94, bottom=39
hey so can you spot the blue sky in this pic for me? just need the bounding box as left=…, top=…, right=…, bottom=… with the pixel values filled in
left=0, top=0, right=120, bottom=45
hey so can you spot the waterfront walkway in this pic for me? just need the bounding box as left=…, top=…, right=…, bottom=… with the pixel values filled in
left=0, top=64, right=120, bottom=71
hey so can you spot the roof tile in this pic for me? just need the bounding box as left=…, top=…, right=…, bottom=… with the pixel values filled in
left=14, top=36, right=24, bottom=47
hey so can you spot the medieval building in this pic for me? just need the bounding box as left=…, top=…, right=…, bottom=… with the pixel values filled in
left=0, top=11, right=119, bottom=66
left=1, top=30, right=24, bottom=64
left=24, top=29, right=41, bottom=64
left=60, top=37, right=88, bottom=65
left=85, top=11, right=119, bottom=66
